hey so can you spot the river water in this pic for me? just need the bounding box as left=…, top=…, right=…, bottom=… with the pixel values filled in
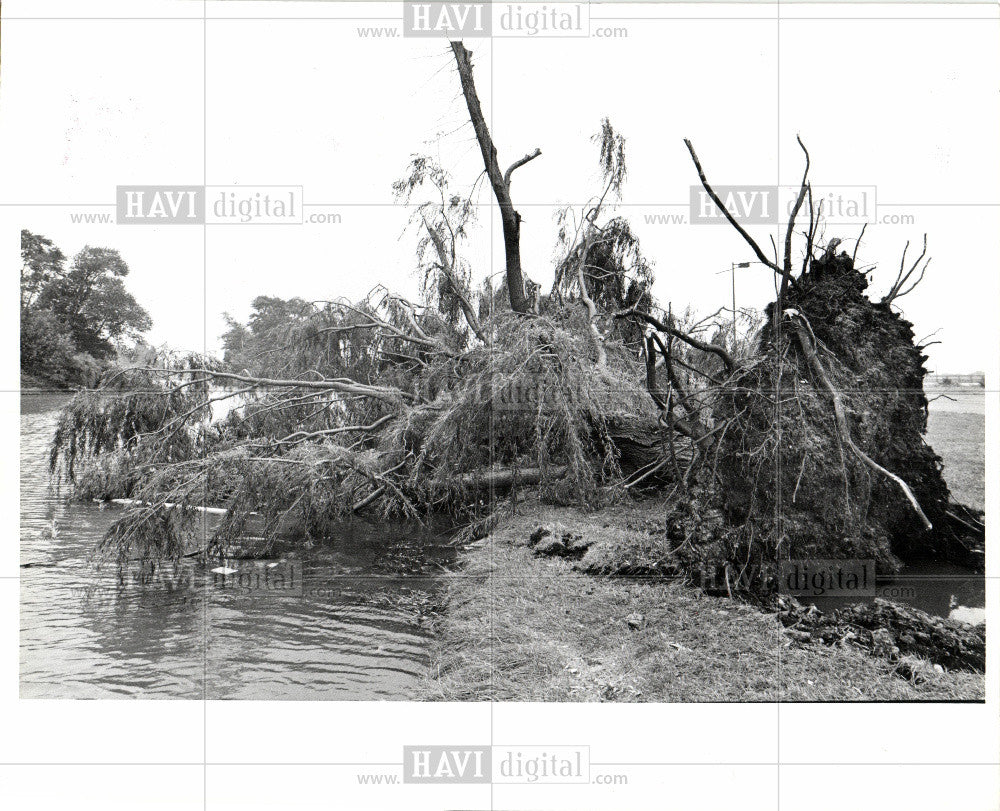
left=20, top=393, right=455, bottom=699
left=19, top=390, right=985, bottom=698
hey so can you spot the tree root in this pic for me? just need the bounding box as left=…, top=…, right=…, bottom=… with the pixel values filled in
left=786, top=310, right=933, bottom=531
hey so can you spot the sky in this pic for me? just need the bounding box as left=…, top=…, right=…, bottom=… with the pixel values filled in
left=2, top=1, right=999, bottom=375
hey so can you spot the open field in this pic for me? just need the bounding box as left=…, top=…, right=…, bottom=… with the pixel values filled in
left=925, top=404, right=985, bottom=511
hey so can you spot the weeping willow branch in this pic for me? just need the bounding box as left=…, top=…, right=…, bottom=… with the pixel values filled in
left=321, top=298, right=450, bottom=356
left=420, top=212, right=487, bottom=342
left=134, top=367, right=414, bottom=405
left=575, top=228, right=607, bottom=367
left=272, top=414, right=395, bottom=447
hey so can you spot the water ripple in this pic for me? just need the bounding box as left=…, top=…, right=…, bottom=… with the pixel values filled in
left=20, top=394, right=452, bottom=699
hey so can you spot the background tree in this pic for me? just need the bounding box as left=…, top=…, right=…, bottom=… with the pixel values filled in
left=37, top=245, right=151, bottom=358
left=21, top=230, right=66, bottom=314
left=20, top=231, right=152, bottom=387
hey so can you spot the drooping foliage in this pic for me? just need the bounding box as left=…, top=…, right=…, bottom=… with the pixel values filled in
left=392, top=155, right=480, bottom=338
left=552, top=216, right=654, bottom=352
left=52, top=299, right=660, bottom=567
left=43, top=93, right=981, bottom=596
left=49, top=354, right=217, bottom=489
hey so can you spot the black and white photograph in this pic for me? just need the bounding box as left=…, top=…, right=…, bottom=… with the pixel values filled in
left=3, top=1, right=998, bottom=808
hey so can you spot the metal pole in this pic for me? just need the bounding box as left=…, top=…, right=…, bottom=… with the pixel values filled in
left=731, top=262, right=737, bottom=346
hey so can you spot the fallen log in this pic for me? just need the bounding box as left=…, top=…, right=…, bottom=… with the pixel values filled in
left=457, top=466, right=568, bottom=490
left=606, top=415, right=690, bottom=480
left=100, top=497, right=229, bottom=516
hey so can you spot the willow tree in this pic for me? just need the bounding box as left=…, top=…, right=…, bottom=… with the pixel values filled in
left=47, top=45, right=980, bottom=595
left=49, top=47, right=663, bottom=566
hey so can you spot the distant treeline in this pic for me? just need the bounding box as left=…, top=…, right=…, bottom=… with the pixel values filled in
left=20, top=230, right=152, bottom=388
left=926, top=373, right=985, bottom=387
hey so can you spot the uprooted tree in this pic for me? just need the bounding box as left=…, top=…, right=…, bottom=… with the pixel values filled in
left=51, top=42, right=983, bottom=594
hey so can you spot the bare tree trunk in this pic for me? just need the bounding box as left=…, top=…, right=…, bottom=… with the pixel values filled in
left=459, top=466, right=566, bottom=490
left=450, top=41, right=540, bottom=314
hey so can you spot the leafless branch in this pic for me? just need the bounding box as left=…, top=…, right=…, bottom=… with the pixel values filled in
left=684, top=138, right=784, bottom=280
left=851, top=222, right=867, bottom=265
left=883, top=234, right=930, bottom=304
left=619, top=308, right=735, bottom=373
left=503, top=148, right=542, bottom=188
left=781, top=135, right=811, bottom=299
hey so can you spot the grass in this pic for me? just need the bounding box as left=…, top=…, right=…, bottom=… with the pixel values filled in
left=20, top=372, right=66, bottom=391
left=926, top=410, right=985, bottom=511
left=418, top=504, right=984, bottom=702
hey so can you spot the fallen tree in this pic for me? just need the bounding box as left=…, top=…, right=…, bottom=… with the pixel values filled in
left=49, top=43, right=983, bottom=600
left=612, top=139, right=984, bottom=590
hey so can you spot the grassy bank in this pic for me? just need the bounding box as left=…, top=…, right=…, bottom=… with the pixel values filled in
left=419, top=504, right=984, bottom=702
left=20, top=372, right=69, bottom=391
left=926, top=408, right=985, bottom=511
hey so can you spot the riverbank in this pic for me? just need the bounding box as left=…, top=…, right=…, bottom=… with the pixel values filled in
left=20, top=373, right=69, bottom=392
left=418, top=503, right=984, bottom=701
